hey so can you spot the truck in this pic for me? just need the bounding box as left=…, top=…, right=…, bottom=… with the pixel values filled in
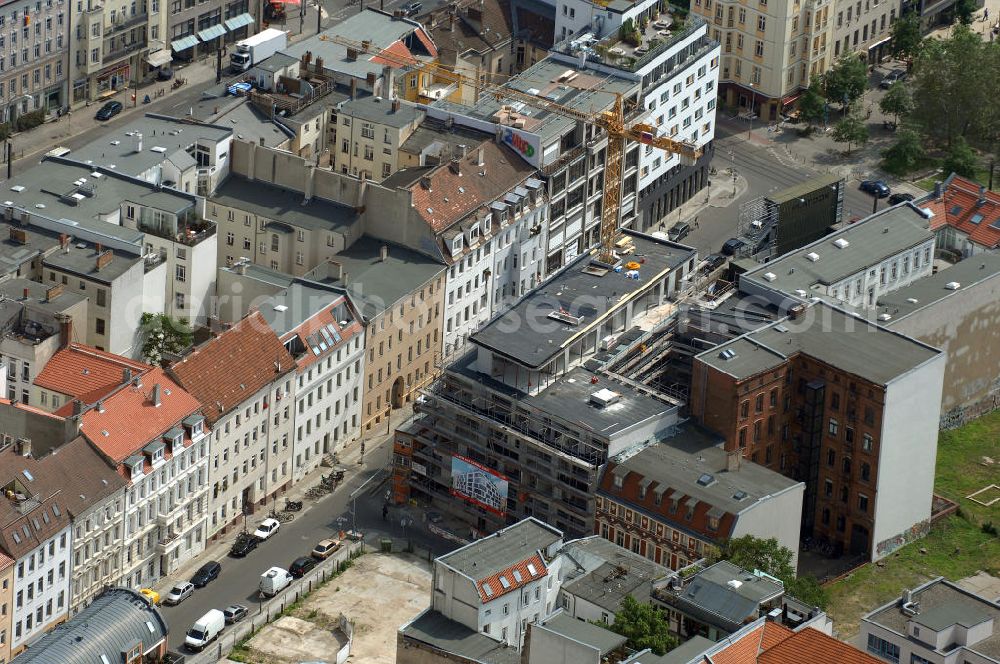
left=185, top=609, right=225, bottom=651
left=229, top=28, right=287, bottom=73
left=259, top=566, right=293, bottom=598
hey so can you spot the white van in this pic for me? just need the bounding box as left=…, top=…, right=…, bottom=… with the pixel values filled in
left=185, top=609, right=225, bottom=651
left=259, top=566, right=293, bottom=598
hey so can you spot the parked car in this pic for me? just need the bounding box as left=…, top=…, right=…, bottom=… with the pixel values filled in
left=253, top=517, right=281, bottom=540
left=860, top=179, right=891, bottom=198
left=94, top=100, right=123, bottom=121
left=701, top=253, right=727, bottom=273
left=190, top=561, right=222, bottom=587
left=311, top=538, right=341, bottom=560
left=888, top=192, right=915, bottom=205
left=259, top=567, right=294, bottom=598
left=721, top=238, right=746, bottom=256
left=223, top=604, right=249, bottom=624
left=667, top=221, right=691, bottom=242
left=880, top=69, right=907, bottom=89
left=156, top=66, right=173, bottom=81
left=401, top=1, right=422, bottom=15
left=229, top=532, right=259, bottom=558
left=185, top=609, right=225, bottom=651
left=289, top=556, right=318, bottom=579
left=164, top=581, right=194, bottom=605
left=139, top=588, right=161, bottom=605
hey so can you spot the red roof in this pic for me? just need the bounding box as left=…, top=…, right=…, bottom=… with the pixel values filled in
left=476, top=553, right=547, bottom=602
left=281, top=301, right=363, bottom=372
left=169, top=312, right=295, bottom=426
left=78, top=367, right=201, bottom=464
left=34, top=344, right=152, bottom=405
left=925, top=175, right=1000, bottom=248
left=707, top=623, right=879, bottom=664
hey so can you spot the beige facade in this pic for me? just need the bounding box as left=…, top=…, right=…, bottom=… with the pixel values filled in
left=332, top=97, right=424, bottom=182
left=831, top=0, right=897, bottom=61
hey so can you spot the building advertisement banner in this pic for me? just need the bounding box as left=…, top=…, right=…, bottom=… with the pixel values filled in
left=450, top=455, right=508, bottom=516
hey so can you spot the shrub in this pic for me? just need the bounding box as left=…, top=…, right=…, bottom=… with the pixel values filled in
left=14, top=109, right=45, bottom=132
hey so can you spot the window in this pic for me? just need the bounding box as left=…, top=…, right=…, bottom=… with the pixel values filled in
left=754, top=40, right=764, bottom=56
left=867, top=634, right=900, bottom=663
left=175, top=265, right=186, bottom=282
left=828, top=418, right=839, bottom=436
left=95, top=318, right=105, bottom=335
left=740, top=400, right=749, bottom=418
left=858, top=494, right=868, bottom=512
left=863, top=433, right=873, bottom=451
left=757, top=15, right=765, bottom=30
left=861, top=462, right=871, bottom=481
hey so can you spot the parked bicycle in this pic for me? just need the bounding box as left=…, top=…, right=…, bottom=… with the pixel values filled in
left=269, top=510, right=295, bottom=523
left=284, top=499, right=303, bottom=512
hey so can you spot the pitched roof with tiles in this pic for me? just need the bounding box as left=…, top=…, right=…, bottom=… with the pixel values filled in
left=34, top=344, right=152, bottom=405
left=758, top=626, right=883, bottom=664
left=922, top=175, right=1000, bottom=248
left=78, top=367, right=201, bottom=464
left=477, top=552, right=547, bottom=602
left=425, top=0, right=515, bottom=58
left=406, top=141, right=536, bottom=234
left=169, top=311, right=295, bottom=426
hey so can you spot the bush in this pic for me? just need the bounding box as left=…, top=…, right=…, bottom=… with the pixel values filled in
left=983, top=522, right=998, bottom=536
left=14, top=109, right=45, bottom=132
left=0, top=123, right=10, bottom=141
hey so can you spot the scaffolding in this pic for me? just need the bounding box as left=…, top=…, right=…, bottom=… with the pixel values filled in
left=736, top=195, right=778, bottom=260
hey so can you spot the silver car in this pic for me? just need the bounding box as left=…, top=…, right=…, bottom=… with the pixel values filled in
left=164, top=581, right=194, bottom=605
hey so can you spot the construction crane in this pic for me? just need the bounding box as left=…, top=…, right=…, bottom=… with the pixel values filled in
left=317, top=34, right=701, bottom=265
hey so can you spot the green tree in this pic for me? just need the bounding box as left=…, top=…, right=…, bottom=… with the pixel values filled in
left=139, top=313, right=193, bottom=364
left=879, top=82, right=914, bottom=126
left=954, top=0, right=976, bottom=25
left=714, top=536, right=829, bottom=609
left=785, top=576, right=828, bottom=609
left=824, top=55, right=869, bottom=107
left=832, top=112, right=870, bottom=154
left=889, top=11, right=922, bottom=59
left=942, top=136, right=979, bottom=178
left=798, top=77, right=828, bottom=126
left=881, top=129, right=926, bottom=174
left=608, top=596, right=678, bottom=656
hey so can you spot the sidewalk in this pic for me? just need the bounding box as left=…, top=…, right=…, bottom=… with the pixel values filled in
left=652, top=167, right=749, bottom=234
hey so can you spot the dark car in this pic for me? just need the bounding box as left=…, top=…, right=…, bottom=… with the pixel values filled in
left=880, top=69, right=907, bottom=89
left=667, top=221, right=691, bottom=242
left=888, top=192, right=915, bottom=205
left=701, top=253, right=727, bottom=272
left=190, top=561, right=222, bottom=587
left=229, top=532, right=258, bottom=558
left=860, top=179, right=891, bottom=198
left=94, top=100, right=123, bottom=121
left=156, top=66, right=174, bottom=81
left=721, top=238, right=746, bottom=256
left=288, top=556, right=318, bottom=578
left=402, top=1, right=422, bottom=15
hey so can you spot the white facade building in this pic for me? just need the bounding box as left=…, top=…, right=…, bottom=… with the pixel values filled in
left=10, top=520, right=71, bottom=653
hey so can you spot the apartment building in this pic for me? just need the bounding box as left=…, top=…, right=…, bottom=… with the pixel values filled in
left=690, top=301, right=944, bottom=560
left=393, top=232, right=697, bottom=537
left=0, top=0, right=68, bottom=120
left=919, top=175, right=1000, bottom=257
left=168, top=311, right=295, bottom=537
left=0, top=553, right=11, bottom=664
left=259, top=280, right=365, bottom=478
left=333, top=96, right=424, bottom=181
left=595, top=427, right=803, bottom=571
left=162, top=0, right=251, bottom=63
left=832, top=0, right=897, bottom=62
left=71, top=0, right=147, bottom=105
left=32, top=342, right=151, bottom=413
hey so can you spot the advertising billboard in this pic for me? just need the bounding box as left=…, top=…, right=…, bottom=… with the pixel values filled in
left=451, top=455, right=509, bottom=516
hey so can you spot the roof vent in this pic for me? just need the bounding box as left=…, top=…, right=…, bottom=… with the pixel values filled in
left=273, top=304, right=288, bottom=312
left=718, top=348, right=737, bottom=360
left=878, top=313, right=892, bottom=321
left=590, top=388, right=621, bottom=407
left=547, top=309, right=583, bottom=325
left=833, top=238, right=849, bottom=249
left=794, top=289, right=807, bottom=298
left=806, top=252, right=820, bottom=262
left=696, top=473, right=715, bottom=487
left=727, top=579, right=743, bottom=589
left=945, top=281, right=961, bottom=290
left=763, top=272, right=776, bottom=282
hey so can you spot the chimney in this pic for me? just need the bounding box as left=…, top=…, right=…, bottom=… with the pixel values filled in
left=96, top=242, right=102, bottom=254
left=449, top=158, right=462, bottom=176
left=96, top=249, right=113, bottom=272
left=392, top=98, right=401, bottom=113
left=977, top=185, right=987, bottom=206
left=134, top=132, right=143, bottom=154
left=21, top=287, right=28, bottom=301
left=380, top=245, right=389, bottom=262
left=152, top=383, right=162, bottom=407
left=123, top=367, right=133, bottom=384
left=59, top=233, right=69, bottom=249
left=15, top=438, right=31, bottom=458
left=72, top=400, right=84, bottom=416
left=46, top=284, right=63, bottom=302
left=459, top=144, right=468, bottom=159
left=96, top=400, right=104, bottom=413
left=236, top=258, right=247, bottom=275
left=303, top=165, right=316, bottom=203
left=789, top=304, right=805, bottom=320
left=246, top=139, right=256, bottom=182
left=346, top=47, right=358, bottom=62
left=933, top=181, right=943, bottom=200
left=476, top=145, right=485, bottom=166
left=726, top=449, right=742, bottom=472
left=382, top=65, right=395, bottom=100
left=315, top=56, right=324, bottom=71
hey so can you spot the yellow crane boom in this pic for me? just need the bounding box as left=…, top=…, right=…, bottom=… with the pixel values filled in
left=318, top=34, right=701, bottom=264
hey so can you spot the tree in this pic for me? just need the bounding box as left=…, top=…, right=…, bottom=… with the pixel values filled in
left=889, top=11, right=922, bottom=59
left=140, top=313, right=193, bottom=364
left=824, top=55, right=869, bottom=107
left=832, top=113, right=870, bottom=154
left=879, top=82, right=914, bottom=125
left=954, top=0, right=976, bottom=25
left=942, top=136, right=979, bottom=178
left=881, top=129, right=926, bottom=174
left=608, top=596, right=678, bottom=656
left=798, top=77, right=828, bottom=126
left=714, top=536, right=829, bottom=609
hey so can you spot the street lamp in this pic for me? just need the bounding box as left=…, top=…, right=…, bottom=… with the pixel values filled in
left=747, top=83, right=756, bottom=139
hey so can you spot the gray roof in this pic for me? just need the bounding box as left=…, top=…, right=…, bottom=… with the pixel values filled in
left=0, top=278, right=87, bottom=314
left=338, top=95, right=424, bottom=128
left=398, top=120, right=491, bottom=161
left=0, top=223, right=58, bottom=276
left=66, top=113, right=231, bottom=179
left=607, top=427, right=802, bottom=522
left=401, top=609, right=521, bottom=664
left=864, top=578, right=1000, bottom=659
left=472, top=232, right=696, bottom=369
left=696, top=301, right=941, bottom=386
left=211, top=175, right=360, bottom=234
left=663, top=561, right=784, bottom=631
left=13, top=588, right=167, bottom=663
left=536, top=612, right=627, bottom=655
left=637, top=635, right=716, bottom=664
left=43, top=239, right=142, bottom=284
left=259, top=280, right=349, bottom=337
left=765, top=173, right=843, bottom=205
left=560, top=536, right=672, bottom=614
left=876, top=253, right=1000, bottom=321
left=741, top=204, right=933, bottom=297
left=437, top=517, right=562, bottom=582
left=221, top=261, right=296, bottom=289
left=304, top=236, right=445, bottom=319
left=255, top=51, right=299, bottom=72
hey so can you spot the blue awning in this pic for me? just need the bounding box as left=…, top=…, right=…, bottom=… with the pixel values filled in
left=197, top=24, right=227, bottom=41
left=171, top=35, right=199, bottom=51
left=224, top=13, right=254, bottom=30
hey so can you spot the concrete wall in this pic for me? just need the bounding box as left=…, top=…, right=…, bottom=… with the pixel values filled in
left=731, top=481, right=804, bottom=569
left=214, top=267, right=286, bottom=323
left=526, top=622, right=602, bottom=664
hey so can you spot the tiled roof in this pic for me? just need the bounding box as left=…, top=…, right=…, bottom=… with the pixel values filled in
left=476, top=552, right=547, bottom=602
left=923, top=175, right=1000, bottom=248
left=407, top=141, right=535, bottom=233
left=0, top=550, right=12, bottom=569
left=169, top=311, right=295, bottom=426
left=281, top=303, right=363, bottom=372
left=78, top=367, right=201, bottom=464
left=710, top=623, right=769, bottom=664
left=758, top=626, right=883, bottom=664
left=759, top=623, right=794, bottom=650
left=426, top=0, right=514, bottom=57
left=34, top=344, right=152, bottom=405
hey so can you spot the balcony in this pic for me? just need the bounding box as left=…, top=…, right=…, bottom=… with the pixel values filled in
left=156, top=529, right=181, bottom=552
left=103, top=40, right=147, bottom=63
left=106, top=12, right=147, bottom=34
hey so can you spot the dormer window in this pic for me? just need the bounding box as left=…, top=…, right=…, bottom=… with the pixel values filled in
left=127, top=455, right=145, bottom=480
left=183, top=414, right=205, bottom=439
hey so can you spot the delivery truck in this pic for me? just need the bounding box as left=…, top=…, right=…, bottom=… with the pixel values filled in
left=185, top=609, right=225, bottom=651
left=259, top=566, right=293, bottom=598
left=230, top=28, right=287, bottom=73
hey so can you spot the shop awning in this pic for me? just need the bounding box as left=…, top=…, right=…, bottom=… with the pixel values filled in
left=224, top=13, right=254, bottom=30
left=171, top=35, right=199, bottom=51
left=146, top=49, right=172, bottom=67
left=197, top=24, right=227, bottom=41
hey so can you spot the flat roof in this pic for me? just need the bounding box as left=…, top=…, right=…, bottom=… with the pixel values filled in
left=258, top=280, right=346, bottom=338
left=0, top=278, right=87, bottom=314
left=401, top=609, right=520, bottom=664
left=537, top=612, right=627, bottom=655
left=338, top=95, right=423, bottom=128
left=765, top=173, right=843, bottom=205
left=398, top=119, right=490, bottom=158
left=0, top=222, right=58, bottom=275
left=210, top=175, right=359, bottom=234
left=560, top=536, right=671, bottom=614
left=471, top=231, right=695, bottom=369
left=696, top=301, right=941, bottom=386
left=876, top=253, right=1000, bottom=320
left=742, top=204, right=933, bottom=297
left=438, top=517, right=562, bottom=581
left=43, top=239, right=142, bottom=284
